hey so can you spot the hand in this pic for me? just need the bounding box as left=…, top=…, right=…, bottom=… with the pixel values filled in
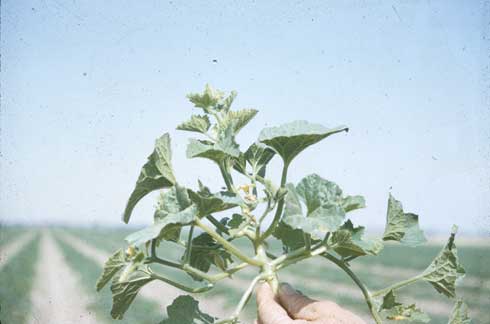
left=255, top=282, right=366, bottom=324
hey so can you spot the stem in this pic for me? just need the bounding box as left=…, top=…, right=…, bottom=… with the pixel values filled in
left=259, top=163, right=289, bottom=243
left=207, top=215, right=229, bottom=235
left=232, top=275, right=262, bottom=318
left=195, top=218, right=264, bottom=267
left=271, top=246, right=307, bottom=267
left=304, top=233, right=311, bottom=250
left=147, top=240, right=182, bottom=269
left=182, top=262, right=249, bottom=283
left=371, top=274, right=423, bottom=298
left=322, top=253, right=383, bottom=324
left=146, top=256, right=182, bottom=269
left=219, top=161, right=235, bottom=192
left=258, top=198, right=273, bottom=224
left=184, top=225, right=195, bottom=264
left=276, top=246, right=327, bottom=270
left=151, top=272, right=213, bottom=293
left=150, top=239, right=157, bottom=258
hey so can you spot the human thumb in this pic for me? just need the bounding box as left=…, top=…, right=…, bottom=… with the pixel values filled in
left=277, top=283, right=317, bottom=320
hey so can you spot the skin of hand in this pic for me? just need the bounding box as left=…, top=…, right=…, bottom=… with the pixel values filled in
left=255, top=282, right=366, bottom=324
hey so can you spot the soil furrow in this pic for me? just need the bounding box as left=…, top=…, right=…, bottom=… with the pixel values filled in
left=0, top=231, right=35, bottom=271
left=57, top=231, right=231, bottom=319
left=28, top=231, right=97, bottom=324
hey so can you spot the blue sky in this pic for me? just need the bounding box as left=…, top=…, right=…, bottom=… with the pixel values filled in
left=1, top=0, right=489, bottom=235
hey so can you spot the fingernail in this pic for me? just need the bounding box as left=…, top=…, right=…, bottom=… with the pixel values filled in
left=279, top=282, right=295, bottom=295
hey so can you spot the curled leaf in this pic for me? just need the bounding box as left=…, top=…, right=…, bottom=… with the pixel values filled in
left=110, top=266, right=154, bottom=319
left=221, top=109, right=258, bottom=134
left=188, top=189, right=243, bottom=217
left=125, top=204, right=197, bottom=246
left=448, top=299, right=471, bottom=324
left=420, top=226, right=465, bottom=298
left=123, top=133, right=176, bottom=223
left=96, top=249, right=126, bottom=291
left=379, top=290, right=430, bottom=323
left=186, top=123, right=240, bottom=163
left=177, top=115, right=211, bottom=134
left=160, top=295, right=215, bottom=324
left=383, top=194, right=427, bottom=247
left=329, top=220, right=383, bottom=258
left=183, top=233, right=232, bottom=280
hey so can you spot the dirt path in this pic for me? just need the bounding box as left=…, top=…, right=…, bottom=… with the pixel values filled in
left=28, top=231, right=97, bottom=324
left=57, top=231, right=232, bottom=320
left=0, top=231, right=35, bottom=271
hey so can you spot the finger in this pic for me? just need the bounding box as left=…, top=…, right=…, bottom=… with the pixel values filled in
left=277, top=283, right=320, bottom=320
left=279, top=283, right=366, bottom=323
left=256, top=283, right=293, bottom=324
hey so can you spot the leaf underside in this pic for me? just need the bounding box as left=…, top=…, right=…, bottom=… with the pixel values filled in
left=110, top=269, right=154, bottom=320
left=96, top=249, right=126, bottom=291
left=258, top=120, right=348, bottom=165
left=420, top=227, right=465, bottom=298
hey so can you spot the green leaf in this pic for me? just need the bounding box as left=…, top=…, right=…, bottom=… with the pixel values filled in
left=244, top=143, right=275, bottom=177
left=184, top=233, right=232, bottom=280
left=177, top=115, right=211, bottom=134
left=382, top=194, right=427, bottom=247
left=125, top=204, right=197, bottom=246
left=228, top=213, right=246, bottom=229
left=284, top=183, right=303, bottom=216
left=188, top=189, right=243, bottom=217
left=156, top=184, right=193, bottom=216
left=125, top=184, right=197, bottom=246
left=110, top=266, right=154, bottom=319
left=186, top=139, right=239, bottom=162
left=281, top=174, right=369, bottom=240
left=448, top=300, right=471, bottom=324
left=282, top=205, right=345, bottom=240
left=186, top=123, right=240, bottom=163
left=187, top=84, right=225, bottom=111
left=151, top=184, right=195, bottom=242
left=273, top=221, right=308, bottom=251
left=258, top=120, right=348, bottom=165
left=329, top=220, right=383, bottom=258
left=296, top=174, right=344, bottom=214
left=123, top=133, right=176, bottom=223
left=222, top=109, right=258, bottom=134
left=420, top=226, right=465, bottom=298
left=219, top=91, right=237, bottom=112
left=380, top=290, right=400, bottom=310
left=341, top=195, right=366, bottom=212
left=379, top=290, right=430, bottom=323
left=96, top=249, right=126, bottom=291
left=160, top=295, right=215, bottom=324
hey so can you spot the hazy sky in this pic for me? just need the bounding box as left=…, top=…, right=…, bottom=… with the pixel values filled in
left=1, top=1, right=489, bottom=236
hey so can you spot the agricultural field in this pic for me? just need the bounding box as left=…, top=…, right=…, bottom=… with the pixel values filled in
left=0, top=226, right=488, bottom=324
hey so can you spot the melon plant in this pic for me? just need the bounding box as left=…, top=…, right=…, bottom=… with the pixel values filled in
left=96, top=85, right=471, bottom=324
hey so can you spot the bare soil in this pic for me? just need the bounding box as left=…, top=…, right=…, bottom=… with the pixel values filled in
left=28, top=231, right=97, bottom=324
